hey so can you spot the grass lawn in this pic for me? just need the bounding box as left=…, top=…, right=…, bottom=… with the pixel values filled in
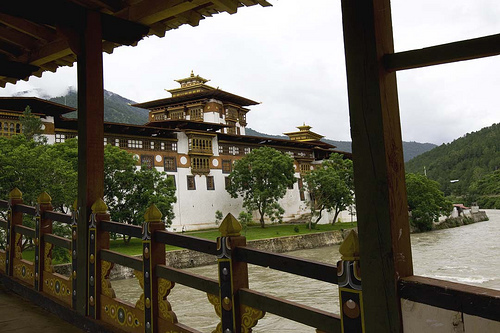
left=20, top=221, right=356, bottom=262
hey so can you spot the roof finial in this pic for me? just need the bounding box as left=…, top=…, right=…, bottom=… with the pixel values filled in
left=190, top=70, right=194, bottom=77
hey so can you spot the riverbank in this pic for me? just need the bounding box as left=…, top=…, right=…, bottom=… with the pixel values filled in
left=433, top=211, right=489, bottom=230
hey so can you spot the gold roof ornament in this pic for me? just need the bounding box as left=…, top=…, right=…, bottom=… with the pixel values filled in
left=339, top=230, right=360, bottom=261
left=37, top=191, right=52, bottom=204
left=283, top=124, right=324, bottom=142
left=219, top=213, right=242, bottom=237
left=9, top=187, right=22, bottom=199
left=144, top=203, right=162, bottom=223
left=91, top=198, right=108, bottom=214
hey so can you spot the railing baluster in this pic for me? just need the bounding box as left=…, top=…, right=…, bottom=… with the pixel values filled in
left=6, top=188, right=23, bottom=276
left=142, top=203, right=166, bottom=333
left=337, top=230, right=364, bottom=332
left=216, top=213, right=261, bottom=333
left=35, top=191, right=53, bottom=291
left=88, top=198, right=110, bottom=319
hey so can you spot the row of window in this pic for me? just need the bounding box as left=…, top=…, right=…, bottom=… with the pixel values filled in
left=189, top=137, right=212, bottom=153
left=186, top=175, right=230, bottom=191
left=55, top=132, right=77, bottom=143
left=0, top=121, right=22, bottom=137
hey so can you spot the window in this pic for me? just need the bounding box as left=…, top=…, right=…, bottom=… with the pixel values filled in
left=191, top=156, right=210, bottom=174
left=206, top=176, right=215, bottom=190
left=187, top=175, right=196, bottom=190
left=164, top=157, right=177, bottom=171
left=55, top=133, right=65, bottom=143
left=150, top=141, right=155, bottom=150
left=104, top=137, right=108, bottom=145
left=300, top=163, right=311, bottom=174
left=141, top=155, right=154, bottom=169
left=222, top=160, right=232, bottom=174
left=172, top=142, right=177, bottom=151
left=229, top=146, right=239, bottom=155
left=160, top=142, right=165, bottom=150
left=128, top=139, right=143, bottom=149
left=244, top=147, right=251, bottom=155
left=167, top=175, right=176, bottom=189
left=225, top=177, right=231, bottom=189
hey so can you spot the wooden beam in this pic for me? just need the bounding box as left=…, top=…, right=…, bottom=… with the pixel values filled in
left=0, top=26, right=40, bottom=50
left=341, top=0, right=412, bottom=332
left=1, top=1, right=148, bottom=45
left=385, top=33, right=500, bottom=72
left=118, top=0, right=209, bottom=26
left=211, top=0, right=239, bottom=14
left=0, top=57, right=39, bottom=79
left=0, top=13, right=57, bottom=42
left=75, top=9, right=105, bottom=317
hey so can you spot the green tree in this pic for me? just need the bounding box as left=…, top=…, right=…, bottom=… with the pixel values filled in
left=19, top=106, right=44, bottom=141
left=227, top=147, right=295, bottom=228
left=406, top=173, right=453, bottom=232
left=304, top=153, right=354, bottom=228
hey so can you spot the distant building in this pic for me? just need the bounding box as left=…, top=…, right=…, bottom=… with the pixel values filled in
left=0, top=73, right=350, bottom=230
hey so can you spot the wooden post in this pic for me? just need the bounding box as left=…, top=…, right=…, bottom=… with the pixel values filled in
left=341, top=0, right=413, bottom=332
left=337, top=230, right=365, bottom=332
left=35, top=191, right=53, bottom=291
left=73, top=9, right=105, bottom=316
left=87, top=199, right=110, bottom=319
left=142, top=204, right=166, bottom=333
left=6, top=188, right=22, bottom=276
left=217, top=213, right=248, bottom=333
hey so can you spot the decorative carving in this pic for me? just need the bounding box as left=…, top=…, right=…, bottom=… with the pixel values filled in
left=14, top=233, right=22, bottom=259
left=219, top=213, right=241, bottom=237
left=44, top=243, right=53, bottom=272
left=101, top=260, right=116, bottom=298
left=103, top=301, right=142, bottom=328
left=241, top=305, right=265, bottom=333
left=207, top=293, right=222, bottom=333
left=158, top=278, right=177, bottom=323
left=13, top=259, right=34, bottom=285
left=134, top=270, right=145, bottom=310
left=44, top=275, right=72, bottom=300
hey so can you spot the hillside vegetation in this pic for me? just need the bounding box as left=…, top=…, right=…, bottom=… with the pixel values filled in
left=50, top=89, right=149, bottom=125
left=405, top=123, right=500, bottom=208
left=246, top=128, right=436, bottom=162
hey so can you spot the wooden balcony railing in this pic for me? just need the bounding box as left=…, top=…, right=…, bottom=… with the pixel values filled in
left=1, top=188, right=499, bottom=333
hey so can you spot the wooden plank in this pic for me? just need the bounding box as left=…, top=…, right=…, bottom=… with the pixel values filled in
left=44, top=210, right=72, bottom=224
left=100, top=249, right=143, bottom=271
left=14, top=224, right=35, bottom=238
left=234, top=247, right=337, bottom=284
left=385, top=33, right=500, bottom=72
left=43, top=233, right=71, bottom=250
left=341, top=0, right=412, bottom=331
left=13, top=203, right=36, bottom=215
left=156, top=264, right=219, bottom=295
left=0, top=13, right=57, bottom=42
left=239, top=288, right=341, bottom=333
left=154, top=230, right=217, bottom=254
left=100, top=220, right=142, bottom=238
left=399, top=275, right=500, bottom=322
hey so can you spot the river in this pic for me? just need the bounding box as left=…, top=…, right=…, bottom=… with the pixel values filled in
left=111, top=209, right=500, bottom=332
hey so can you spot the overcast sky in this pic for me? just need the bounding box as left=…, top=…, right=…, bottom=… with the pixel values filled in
left=1, top=0, right=499, bottom=145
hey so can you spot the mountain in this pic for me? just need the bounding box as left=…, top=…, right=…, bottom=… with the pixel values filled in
left=246, top=128, right=436, bottom=162
left=49, top=88, right=149, bottom=125
left=405, top=123, right=500, bottom=200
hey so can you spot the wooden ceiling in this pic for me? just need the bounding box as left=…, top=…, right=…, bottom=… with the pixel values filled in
left=0, top=0, right=271, bottom=88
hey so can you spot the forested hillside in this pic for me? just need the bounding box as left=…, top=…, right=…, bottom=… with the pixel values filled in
left=405, top=123, right=500, bottom=207
left=50, top=89, right=149, bottom=125
left=246, top=128, right=436, bottom=162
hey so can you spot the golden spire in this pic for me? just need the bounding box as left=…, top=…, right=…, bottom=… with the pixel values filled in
left=339, top=230, right=360, bottom=261
left=219, top=213, right=242, bottom=237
